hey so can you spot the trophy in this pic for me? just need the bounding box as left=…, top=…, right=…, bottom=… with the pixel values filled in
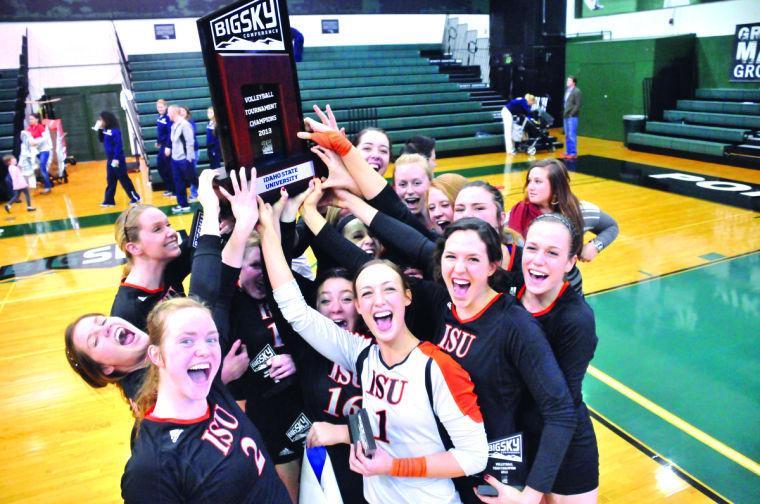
left=197, top=0, right=319, bottom=201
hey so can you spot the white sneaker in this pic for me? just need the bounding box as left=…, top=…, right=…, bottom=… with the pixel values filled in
left=171, top=205, right=191, bottom=214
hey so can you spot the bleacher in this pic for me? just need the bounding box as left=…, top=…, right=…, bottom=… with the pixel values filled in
left=627, top=87, right=760, bottom=167
left=0, top=68, right=22, bottom=158
left=128, top=44, right=507, bottom=184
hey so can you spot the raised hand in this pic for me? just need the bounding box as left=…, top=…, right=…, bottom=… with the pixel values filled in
left=219, top=167, right=258, bottom=236
left=197, top=169, right=220, bottom=213
left=312, top=145, right=361, bottom=195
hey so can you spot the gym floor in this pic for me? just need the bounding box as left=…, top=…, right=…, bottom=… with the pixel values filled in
left=0, top=131, right=757, bottom=502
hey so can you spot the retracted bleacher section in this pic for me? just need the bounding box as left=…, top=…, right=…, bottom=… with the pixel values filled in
left=627, top=88, right=760, bottom=167
left=129, top=44, right=506, bottom=184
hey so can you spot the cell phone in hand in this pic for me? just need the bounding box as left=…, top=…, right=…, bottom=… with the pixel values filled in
left=476, top=484, right=498, bottom=497
left=348, top=409, right=376, bottom=459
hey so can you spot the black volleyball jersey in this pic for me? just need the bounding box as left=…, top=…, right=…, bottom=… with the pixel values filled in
left=516, top=283, right=599, bottom=494
left=110, top=234, right=219, bottom=331
left=227, top=292, right=299, bottom=401
left=121, top=381, right=292, bottom=503
left=113, top=235, right=222, bottom=402
left=517, top=282, right=597, bottom=409
left=410, top=282, right=576, bottom=493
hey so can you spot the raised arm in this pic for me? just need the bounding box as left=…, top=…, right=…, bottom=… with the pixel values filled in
left=259, top=197, right=370, bottom=371
left=336, top=189, right=436, bottom=271
left=300, top=179, right=372, bottom=275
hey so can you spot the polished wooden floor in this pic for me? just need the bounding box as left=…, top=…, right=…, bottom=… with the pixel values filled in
left=1, top=131, right=757, bottom=502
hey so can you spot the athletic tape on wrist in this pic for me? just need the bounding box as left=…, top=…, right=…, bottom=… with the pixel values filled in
left=390, top=456, right=427, bottom=478
left=310, top=131, right=352, bottom=157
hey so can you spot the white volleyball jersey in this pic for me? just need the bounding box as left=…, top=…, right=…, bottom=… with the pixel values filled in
left=274, top=280, right=487, bottom=504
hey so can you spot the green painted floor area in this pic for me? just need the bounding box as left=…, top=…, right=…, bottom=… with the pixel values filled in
left=587, top=252, right=760, bottom=503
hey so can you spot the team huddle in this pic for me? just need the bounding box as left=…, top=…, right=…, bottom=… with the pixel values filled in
left=64, top=105, right=618, bottom=504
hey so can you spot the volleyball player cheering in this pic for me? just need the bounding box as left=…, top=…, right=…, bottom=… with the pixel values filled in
left=65, top=169, right=257, bottom=403
left=121, top=297, right=291, bottom=503
left=510, top=214, right=598, bottom=502
left=259, top=196, right=488, bottom=504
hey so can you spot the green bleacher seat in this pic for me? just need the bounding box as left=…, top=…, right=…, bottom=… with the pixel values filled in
left=627, top=132, right=729, bottom=157
left=677, top=100, right=760, bottom=115
left=664, top=109, right=760, bottom=129
left=645, top=121, right=748, bottom=143
left=694, top=88, right=760, bottom=102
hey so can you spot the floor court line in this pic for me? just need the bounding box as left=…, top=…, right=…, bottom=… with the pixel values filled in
left=588, top=364, right=760, bottom=477
left=588, top=406, right=730, bottom=503
left=586, top=249, right=760, bottom=297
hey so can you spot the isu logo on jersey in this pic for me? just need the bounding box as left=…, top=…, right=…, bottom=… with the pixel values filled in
left=285, top=413, right=312, bottom=442
left=366, top=370, right=408, bottom=405
left=201, top=404, right=267, bottom=475
left=210, top=0, right=285, bottom=52
left=438, top=324, right=477, bottom=358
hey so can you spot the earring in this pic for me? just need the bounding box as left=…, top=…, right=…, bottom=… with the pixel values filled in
left=550, top=197, right=558, bottom=206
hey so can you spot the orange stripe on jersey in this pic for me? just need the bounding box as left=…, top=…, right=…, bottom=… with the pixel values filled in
left=452, top=292, right=502, bottom=324
left=419, top=341, right=483, bottom=423
left=145, top=404, right=211, bottom=424
left=518, top=281, right=570, bottom=316
left=120, top=280, right=166, bottom=294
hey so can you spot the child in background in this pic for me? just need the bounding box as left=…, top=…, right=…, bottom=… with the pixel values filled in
left=3, top=155, right=35, bottom=213
left=206, top=107, right=222, bottom=169
left=18, top=130, right=38, bottom=189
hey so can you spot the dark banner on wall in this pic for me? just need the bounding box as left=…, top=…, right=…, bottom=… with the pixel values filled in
left=0, top=0, right=486, bottom=20
left=730, top=22, right=760, bottom=82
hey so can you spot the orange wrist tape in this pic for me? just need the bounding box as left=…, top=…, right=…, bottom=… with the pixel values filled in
left=310, top=131, right=352, bottom=156
left=390, top=456, right=427, bottom=478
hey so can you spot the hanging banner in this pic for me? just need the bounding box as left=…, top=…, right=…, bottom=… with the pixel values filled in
left=730, top=22, right=760, bottom=82
left=197, top=0, right=321, bottom=201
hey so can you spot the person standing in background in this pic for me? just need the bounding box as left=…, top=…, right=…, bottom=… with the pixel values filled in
left=95, top=111, right=141, bottom=208
left=563, top=76, right=581, bottom=160
left=25, top=113, right=53, bottom=194
left=166, top=105, right=196, bottom=213
left=154, top=99, right=174, bottom=197
left=206, top=107, right=222, bottom=169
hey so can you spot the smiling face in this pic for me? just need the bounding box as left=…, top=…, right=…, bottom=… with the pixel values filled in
left=28, top=114, right=38, bottom=126
left=317, top=277, right=358, bottom=332
left=156, top=101, right=167, bottom=115
left=239, top=246, right=266, bottom=300
left=128, top=207, right=181, bottom=261
left=71, top=315, right=148, bottom=375
left=454, top=186, right=505, bottom=231
left=342, top=218, right=379, bottom=257
left=354, top=263, right=410, bottom=344
left=427, top=186, right=454, bottom=233
left=393, top=162, right=431, bottom=215
left=441, top=230, right=498, bottom=313
left=357, top=130, right=390, bottom=176
left=151, top=307, right=221, bottom=404
left=522, top=220, right=575, bottom=298
left=526, top=167, right=553, bottom=209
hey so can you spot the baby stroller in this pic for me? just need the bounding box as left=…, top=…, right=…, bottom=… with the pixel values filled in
left=513, top=97, right=562, bottom=156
